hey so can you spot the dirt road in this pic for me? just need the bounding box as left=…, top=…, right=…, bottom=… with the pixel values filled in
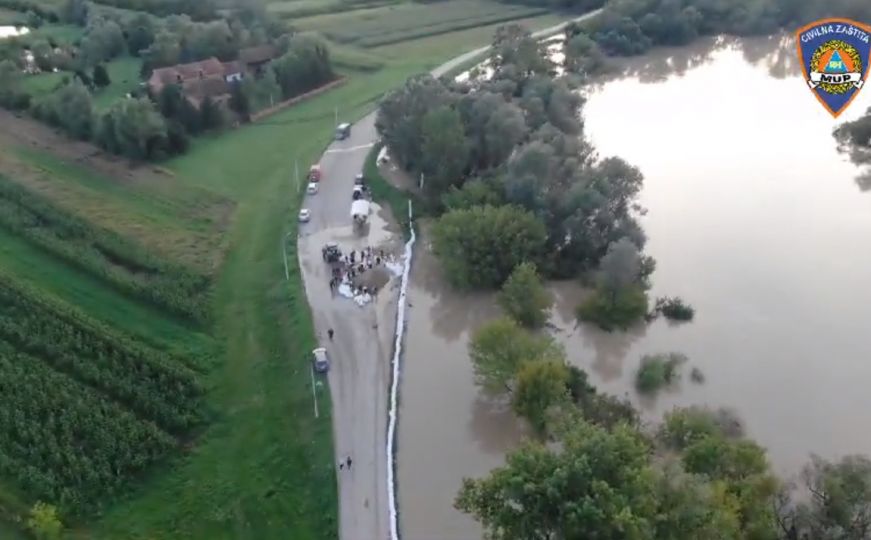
left=295, top=10, right=602, bottom=540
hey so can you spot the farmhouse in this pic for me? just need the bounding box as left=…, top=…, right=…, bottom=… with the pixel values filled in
left=147, top=46, right=279, bottom=108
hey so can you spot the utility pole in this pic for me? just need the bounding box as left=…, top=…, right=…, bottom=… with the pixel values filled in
left=419, top=173, right=424, bottom=191
left=334, top=105, right=338, bottom=126
left=295, top=159, right=300, bottom=193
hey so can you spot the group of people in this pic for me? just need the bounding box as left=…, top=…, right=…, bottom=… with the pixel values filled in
left=327, top=246, right=390, bottom=298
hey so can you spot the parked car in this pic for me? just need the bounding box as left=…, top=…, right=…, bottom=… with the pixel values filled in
left=335, top=123, right=351, bottom=140
left=354, top=173, right=365, bottom=185
left=298, top=208, right=311, bottom=223
left=307, top=182, right=319, bottom=195
left=352, top=185, right=363, bottom=200
left=312, top=347, right=330, bottom=373
left=322, top=242, right=341, bottom=263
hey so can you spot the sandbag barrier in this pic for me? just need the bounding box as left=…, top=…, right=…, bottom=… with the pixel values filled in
left=386, top=201, right=415, bottom=540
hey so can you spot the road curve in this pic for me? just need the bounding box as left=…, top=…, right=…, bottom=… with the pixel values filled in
left=296, top=9, right=602, bottom=540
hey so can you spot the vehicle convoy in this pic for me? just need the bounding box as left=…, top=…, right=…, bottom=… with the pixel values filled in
left=351, top=199, right=370, bottom=227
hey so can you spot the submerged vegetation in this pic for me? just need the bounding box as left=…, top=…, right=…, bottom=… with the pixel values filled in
left=635, top=352, right=687, bottom=394
left=652, top=295, right=695, bottom=322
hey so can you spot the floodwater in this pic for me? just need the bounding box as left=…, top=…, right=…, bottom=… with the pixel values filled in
left=397, top=34, right=871, bottom=539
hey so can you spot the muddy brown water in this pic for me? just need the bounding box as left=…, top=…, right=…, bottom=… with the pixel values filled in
left=397, top=35, right=871, bottom=539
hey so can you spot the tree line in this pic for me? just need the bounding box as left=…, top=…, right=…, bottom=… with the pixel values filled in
left=566, top=0, right=871, bottom=59
left=461, top=277, right=871, bottom=539
left=0, top=176, right=212, bottom=323
left=0, top=275, right=201, bottom=516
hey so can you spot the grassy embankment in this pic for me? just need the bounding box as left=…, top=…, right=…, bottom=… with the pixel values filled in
left=0, top=1, right=571, bottom=537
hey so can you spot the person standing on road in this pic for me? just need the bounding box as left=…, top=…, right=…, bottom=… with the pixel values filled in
left=328, top=328, right=334, bottom=341
left=346, top=456, right=352, bottom=469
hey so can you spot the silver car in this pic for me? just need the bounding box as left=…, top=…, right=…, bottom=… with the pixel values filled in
left=312, top=347, right=330, bottom=373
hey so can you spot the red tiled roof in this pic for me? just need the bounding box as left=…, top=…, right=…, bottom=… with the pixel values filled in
left=239, top=44, right=278, bottom=66
left=148, top=57, right=226, bottom=92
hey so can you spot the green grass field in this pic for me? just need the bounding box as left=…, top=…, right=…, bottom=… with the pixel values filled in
left=294, top=0, right=548, bottom=47
left=92, top=56, right=142, bottom=108
left=0, top=5, right=570, bottom=537
left=20, top=55, right=143, bottom=110
left=29, top=23, right=85, bottom=44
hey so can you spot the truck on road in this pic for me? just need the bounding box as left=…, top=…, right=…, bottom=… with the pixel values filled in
left=351, top=199, right=370, bottom=228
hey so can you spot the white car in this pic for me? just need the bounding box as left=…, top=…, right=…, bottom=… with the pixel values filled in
left=312, top=347, right=330, bottom=373
left=298, top=208, right=311, bottom=223
left=307, top=182, right=319, bottom=195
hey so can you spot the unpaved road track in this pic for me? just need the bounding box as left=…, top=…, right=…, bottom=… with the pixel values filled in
left=295, top=10, right=601, bottom=540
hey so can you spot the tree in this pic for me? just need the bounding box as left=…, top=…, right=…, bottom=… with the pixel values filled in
left=456, top=421, right=655, bottom=539
left=27, top=502, right=62, bottom=540
left=456, top=419, right=759, bottom=540
left=376, top=74, right=451, bottom=171
left=93, top=64, right=110, bottom=87
left=468, top=317, right=561, bottom=394
left=157, top=83, right=201, bottom=134
left=30, top=39, right=53, bottom=71
left=432, top=205, right=546, bottom=289
left=419, top=105, right=469, bottom=200
left=124, top=13, right=156, bottom=56
left=79, top=19, right=126, bottom=67
left=229, top=82, right=250, bottom=120
left=199, top=95, right=223, bottom=131
left=790, top=455, right=871, bottom=539
left=0, top=59, right=23, bottom=107
left=62, top=0, right=88, bottom=25
left=512, top=358, right=568, bottom=434
left=599, top=237, right=642, bottom=303
left=144, top=30, right=181, bottom=68
left=53, top=80, right=93, bottom=139
left=96, top=98, right=168, bottom=160
left=498, top=262, right=552, bottom=328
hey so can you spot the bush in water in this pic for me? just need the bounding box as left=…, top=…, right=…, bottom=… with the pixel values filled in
left=635, top=352, right=687, bottom=394
left=654, top=296, right=695, bottom=321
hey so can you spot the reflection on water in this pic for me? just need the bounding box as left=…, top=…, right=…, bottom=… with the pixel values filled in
left=582, top=35, right=871, bottom=475
left=588, top=34, right=800, bottom=91
left=398, top=35, right=871, bottom=540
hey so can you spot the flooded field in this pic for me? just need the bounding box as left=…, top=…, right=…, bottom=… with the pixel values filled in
left=397, top=35, right=871, bottom=539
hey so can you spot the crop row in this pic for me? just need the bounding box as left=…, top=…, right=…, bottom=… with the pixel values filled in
left=0, top=276, right=204, bottom=433
left=356, top=9, right=549, bottom=47
left=0, top=343, right=175, bottom=515
left=301, top=1, right=543, bottom=44
left=0, top=176, right=210, bottom=323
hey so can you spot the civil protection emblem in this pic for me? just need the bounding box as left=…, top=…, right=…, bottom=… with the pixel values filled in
left=796, top=18, right=871, bottom=117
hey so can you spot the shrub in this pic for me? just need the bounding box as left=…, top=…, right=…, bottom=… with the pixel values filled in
left=577, top=284, right=648, bottom=331
left=498, top=262, right=552, bottom=327
left=654, top=296, right=695, bottom=321
left=635, top=352, right=687, bottom=394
